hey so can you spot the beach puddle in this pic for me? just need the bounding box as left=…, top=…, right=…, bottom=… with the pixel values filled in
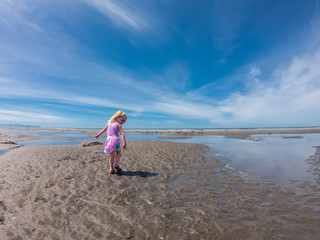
left=17, top=139, right=80, bottom=147
left=0, top=140, right=80, bottom=155
left=9, top=129, right=88, bottom=138
left=126, top=132, right=172, bottom=140
left=142, top=133, right=320, bottom=192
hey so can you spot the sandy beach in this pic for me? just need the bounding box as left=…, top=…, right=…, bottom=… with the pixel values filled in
left=1, top=127, right=320, bottom=239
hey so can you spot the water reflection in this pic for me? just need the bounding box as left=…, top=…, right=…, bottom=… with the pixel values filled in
left=125, top=133, right=320, bottom=189
left=9, top=130, right=88, bottom=138
left=17, top=139, right=80, bottom=147
left=164, top=134, right=320, bottom=189
left=125, top=133, right=171, bottom=140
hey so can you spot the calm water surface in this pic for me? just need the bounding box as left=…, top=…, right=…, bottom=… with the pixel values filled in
left=126, top=133, right=320, bottom=190
left=9, top=130, right=88, bottom=138
left=16, top=139, right=80, bottom=147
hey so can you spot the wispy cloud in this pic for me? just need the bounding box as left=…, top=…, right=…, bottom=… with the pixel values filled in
left=1, top=0, right=319, bottom=128
left=85, top=0, right=149, bottom=32
left=211, top=0, right=248, bottom=61
left=2, top=46, right=320, bottom=127
left=309, top=2, right=320, bottom=47
left=249, top=66, right=261, bottom=79
left=161, top=62, right=190, bottom=91
left=0, top=76, right=144, bottom=113
left=0, top=109, right=70, bottom=123
left=215, top=49, right=320, bottom=126
left=83, top=0, right=162, bottom=36
left=0, top=0, right=42, bottom=32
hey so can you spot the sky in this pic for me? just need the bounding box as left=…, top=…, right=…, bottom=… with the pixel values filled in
left=1, top=0, right=320, bottom=129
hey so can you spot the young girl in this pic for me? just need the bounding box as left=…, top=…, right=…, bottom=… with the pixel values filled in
left=95, top=110, right=127, bottom=174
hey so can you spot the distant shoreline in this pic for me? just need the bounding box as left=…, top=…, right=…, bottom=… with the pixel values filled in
left=2, top=125, right=320, bottom=130
left=2, top=126, right=320, bottom=140
left=124, top=127, right=320, bottom=139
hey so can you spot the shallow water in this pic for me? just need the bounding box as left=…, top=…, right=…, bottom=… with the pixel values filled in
left=17, top=139, right=80, bottom=147
left=0, top=139, right=80, bottom=156
left=9, top=130, right=88, bottom=138
left=183, top=134, right=319, bottom=185
left=126, top=133, right=320, bottom=191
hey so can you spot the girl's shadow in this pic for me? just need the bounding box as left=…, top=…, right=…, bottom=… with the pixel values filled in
left=116, top=171, right=158, bottom=178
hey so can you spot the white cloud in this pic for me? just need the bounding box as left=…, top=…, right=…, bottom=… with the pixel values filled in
left=0, top=77, right=145, bottom=113
left=86, top=0, right=146, bottom=31
left=211, top=0, right=248, bottom=59
left=148, top=47, right=320, bottom=127
left=216, top=49, right=320, bottom=126
left=249, top=66, right=260, bottom=78
left=162, top=62, right=190, bottom=91
left=0, top=109, right=69, bottom=123
left=0, top=0, right=43, bottom=35
left=2, top=46, right=320, bottom=128
left=310, top=4, right=320, bottom=47
left=83, top=0, right=159, bottom=34
left=1, top=0, right=320, bottom=129
left=185, top=82, right=221, bottom=103
left=150, top=98, right=222, bottom=122
left=0, top=77, right=11, bottom=83
left=82, top=0, right=169, bottom=46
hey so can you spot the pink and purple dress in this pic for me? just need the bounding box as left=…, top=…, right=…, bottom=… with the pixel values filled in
left=104, top=121, right=121, bottom=153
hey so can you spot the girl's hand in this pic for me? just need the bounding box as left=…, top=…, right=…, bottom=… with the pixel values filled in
left=95, top=135, right=99, bottom=139
left=123, top=143, right=127, bottom=149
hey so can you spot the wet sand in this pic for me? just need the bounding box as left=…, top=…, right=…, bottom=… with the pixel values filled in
left=1, top=127, right=320, bottom=239
left=0, top=137, right=320, bottom=239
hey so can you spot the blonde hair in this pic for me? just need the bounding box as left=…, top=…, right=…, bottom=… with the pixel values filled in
left=108, top=110, right=127, bottom=124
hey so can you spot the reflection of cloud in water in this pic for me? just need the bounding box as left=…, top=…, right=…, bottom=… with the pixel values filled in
left=161, top=133, right=320, bottom=190
left=17, top=140, right=80, bottom=147
left=211, top=134, right=320, bottom=189
left=9, top=129, right=88, bottom=138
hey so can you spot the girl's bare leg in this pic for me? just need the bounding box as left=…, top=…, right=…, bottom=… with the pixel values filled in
left=115, top=151, right=121, bottom=166
left=109, top=152, right=115, bottom=171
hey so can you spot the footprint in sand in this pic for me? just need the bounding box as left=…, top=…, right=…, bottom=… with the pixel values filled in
left=0, top=200, right=7, bottom=225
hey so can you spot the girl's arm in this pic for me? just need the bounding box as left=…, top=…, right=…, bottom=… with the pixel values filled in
left=118, top=124, right=127, bottom=149
left=95, top=125, right=108, bottom=139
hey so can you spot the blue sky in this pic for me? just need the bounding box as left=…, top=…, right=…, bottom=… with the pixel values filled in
left=1, top=0, right=320, bottom=129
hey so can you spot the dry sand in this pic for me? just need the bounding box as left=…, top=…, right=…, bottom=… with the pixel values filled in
left=1, top=136, right=320, bottom=239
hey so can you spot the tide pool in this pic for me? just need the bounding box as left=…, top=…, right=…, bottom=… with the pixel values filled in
left=8, top=129, right=88, bottom=138
left=150, top=133, right=320, bottom=191
left=17, top=139, right=80, bottom=147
